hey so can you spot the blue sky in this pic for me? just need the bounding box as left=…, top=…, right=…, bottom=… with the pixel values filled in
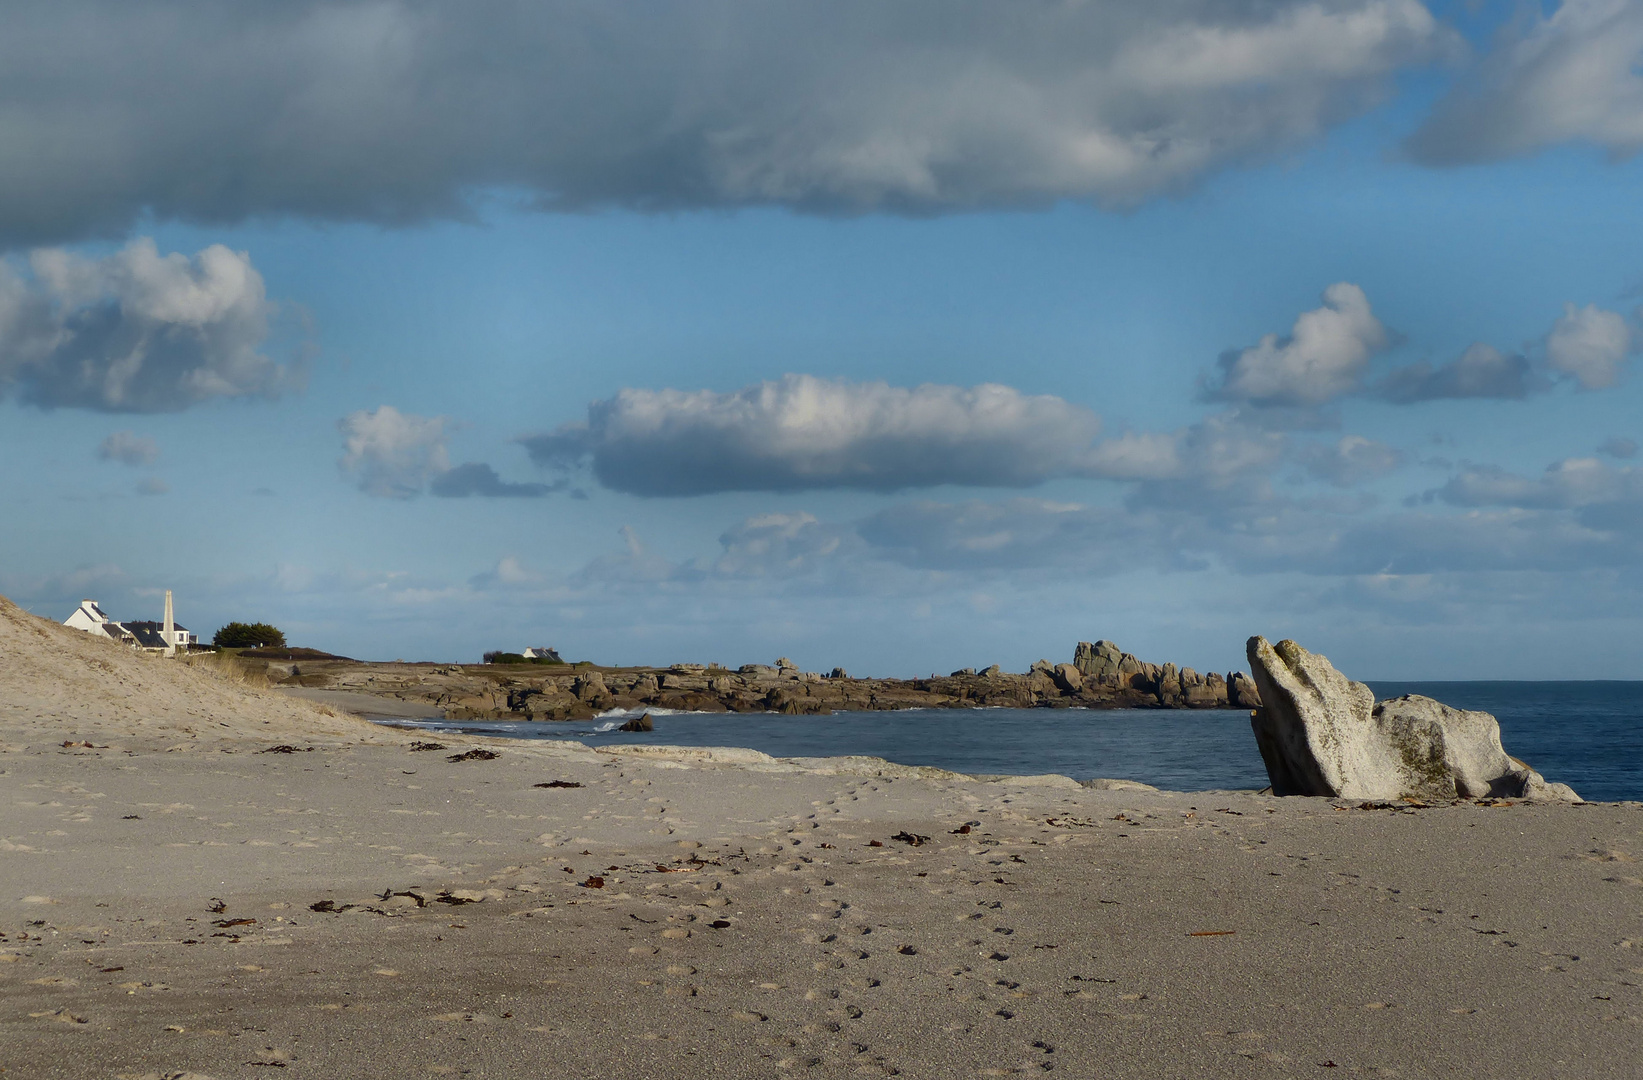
left=5, top=1, right=1643, bottom=679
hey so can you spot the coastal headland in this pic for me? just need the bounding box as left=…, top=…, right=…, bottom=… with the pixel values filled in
left=258, top=639, right=1264, bottom=720
left=4, top=597, right=1641, bottom=1079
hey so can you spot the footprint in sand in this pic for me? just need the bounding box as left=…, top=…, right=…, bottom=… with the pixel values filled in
left=29, top=1008, right=90, bottom=1025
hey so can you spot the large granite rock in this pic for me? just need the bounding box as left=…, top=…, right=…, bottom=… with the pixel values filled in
left=1246, top=636, right=1579, bottom=802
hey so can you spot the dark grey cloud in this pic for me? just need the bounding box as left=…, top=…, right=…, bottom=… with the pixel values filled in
left=0, top=239, right=295, bottom=412
left=0, top=1, right=1449, bottom=245
left=430, top=462, right=558, bottom=498
left=1406, top=0, right=1643, bottom=166
left=1600, top=436, right=1638, bottom=459
left=1374, top=342, right=1543, bottom=402
left=523, top=375, right=1107, bottom=495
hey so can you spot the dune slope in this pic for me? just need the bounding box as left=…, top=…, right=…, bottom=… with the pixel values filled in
left=0, top=595, right=387, bottom=747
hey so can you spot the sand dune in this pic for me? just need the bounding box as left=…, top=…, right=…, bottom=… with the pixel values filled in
left=0, top=597, right=394, bottom=749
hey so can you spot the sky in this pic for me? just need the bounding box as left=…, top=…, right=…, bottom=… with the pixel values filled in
left=4, top=0, right=1643, bottom=679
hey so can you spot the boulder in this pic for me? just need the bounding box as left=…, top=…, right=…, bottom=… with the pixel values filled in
left=1073, top=640, right=1125, bottom=680
left=1183, top=681, right=1223, bottom=708
left=617, top=712, right=653, bottom=732
left=1228, top=671, right=1262, bottom=709
left=1246, top=636, right=1579, bottom=802
left=1372, top=695, right=1579, bottom=800
left=571, top=672, right=608, bottom=702
left=1052, top=663, right=1083, bottom=694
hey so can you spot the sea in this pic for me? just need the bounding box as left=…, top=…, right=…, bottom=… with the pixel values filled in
left=373, top=681, right=1643, bottom=803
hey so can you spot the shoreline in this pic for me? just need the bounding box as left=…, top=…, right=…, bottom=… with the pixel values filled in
left=6, top=600, right=1641, bottom=1077
left=251, top=641, right=1264, bottom=722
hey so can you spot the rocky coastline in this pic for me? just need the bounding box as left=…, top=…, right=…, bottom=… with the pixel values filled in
left=263, top=639, right=1263, bottom=720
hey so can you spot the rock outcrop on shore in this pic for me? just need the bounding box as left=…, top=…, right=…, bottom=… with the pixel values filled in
left=1246, top=635, right=1580, bottom=802
left=266, top=640, right=1262, bottom=720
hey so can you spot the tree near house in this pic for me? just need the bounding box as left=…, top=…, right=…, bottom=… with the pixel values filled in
left=213, top=622, right=286, bottom=649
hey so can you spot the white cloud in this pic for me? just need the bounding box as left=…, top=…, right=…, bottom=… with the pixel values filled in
left=1407, top=0, right=1643, bottom=164
left=522, top=375, right=1106, bottom=495
left=469, top=556, right=545, bottom=590
left=1375, top=342, right=1542, bottom=402
left=1546, top=302, right=1632, bottom=389
left=97, top=430, right=160, bottom=466
left=1299, top=435, right=1404, bottom=486
left=339, top=405, right=560, bottom=499
left=1438, top=456, right=1643, bottom=509
left=1087, top=412, right=1287, bottom=486
left=1204, top=282, right=1390, bottom=406
left=713, top=513, right=850, bottom=577
left=0, top=238, right=293, bottom=411
left=0, top=1, right=1449, bottom=244
left=338, top=406, right=452, bottom=499
left=576, top=526, right=681, bottom=584
left=858, top=498, right=1175, bottom=572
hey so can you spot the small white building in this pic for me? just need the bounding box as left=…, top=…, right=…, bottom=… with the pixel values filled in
left=522, top=646, right=562, bottom=661
left=64, top=600, right=138, bottom=645
left=63, top=595, right=196, bottom=655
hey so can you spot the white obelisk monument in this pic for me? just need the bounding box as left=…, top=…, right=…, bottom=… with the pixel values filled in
left=163, top=590, right=175, bottom=658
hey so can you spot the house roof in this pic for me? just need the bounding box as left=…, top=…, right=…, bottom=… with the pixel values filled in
left=124, top=624, right=169, bottom=648
left=124, top=620, right=190, bottom=633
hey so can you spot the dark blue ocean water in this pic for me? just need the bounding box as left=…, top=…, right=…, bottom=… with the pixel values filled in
left=374, top=681, right=1643, bottom=802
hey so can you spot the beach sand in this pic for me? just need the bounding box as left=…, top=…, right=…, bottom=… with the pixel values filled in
left=3, top=600, right=1641, bottom=1078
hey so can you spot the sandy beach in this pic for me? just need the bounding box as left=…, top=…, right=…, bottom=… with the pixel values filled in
left=4, top=601, right=1642, bottom=1078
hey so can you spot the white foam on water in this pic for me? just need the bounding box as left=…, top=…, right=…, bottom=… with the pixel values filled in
left=593, top=706, right=700, bottom=719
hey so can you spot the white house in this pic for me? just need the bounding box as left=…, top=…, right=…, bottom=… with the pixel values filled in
left=63, top=594, right=197, bottom=655
left=522, top=646, right=562, bottom=661
left=63, top=599, right=138, bottom=645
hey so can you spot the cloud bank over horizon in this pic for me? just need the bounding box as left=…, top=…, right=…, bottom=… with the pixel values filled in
left=0, top=0, right=1453, bottom=245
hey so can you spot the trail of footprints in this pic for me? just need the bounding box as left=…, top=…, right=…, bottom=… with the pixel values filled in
left=607, top=781, right=1078, bottom=1075
left=23, top=771, right=1634, bottom=1077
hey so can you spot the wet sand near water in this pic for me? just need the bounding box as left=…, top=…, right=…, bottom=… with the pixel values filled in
left=4, top=734, right=1642, bottom=1079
